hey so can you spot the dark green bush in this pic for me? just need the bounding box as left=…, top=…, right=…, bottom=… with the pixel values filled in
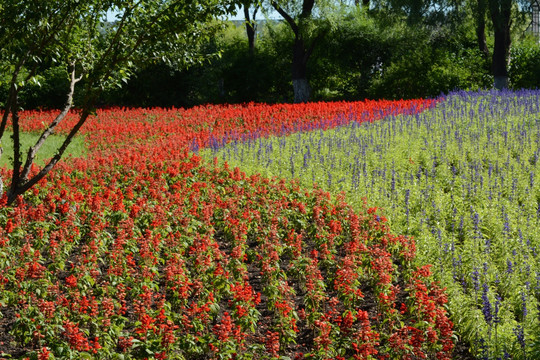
left=509, top=37, right=540, bottom=89
left=367, top=21, right=492, bottom=99
left=214, top=22, right=292, bottom=104
left=0, top=65, right=70, bottom=110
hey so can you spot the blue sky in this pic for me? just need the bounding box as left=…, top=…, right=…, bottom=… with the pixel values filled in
left=227, top=5, right=281, bottom=21
left=107, top=6, right=280, bottom=22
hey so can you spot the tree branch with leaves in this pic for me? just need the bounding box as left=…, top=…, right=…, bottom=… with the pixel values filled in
left=0, top=0, right=227, bottom=204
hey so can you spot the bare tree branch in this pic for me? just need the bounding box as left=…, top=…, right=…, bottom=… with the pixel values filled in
left=301, top=0, right=315, bottom=18
left=0, top=56, right=27, bottom=141
left=9, top=108, right=92, bottom=204
left=19, top=62, right=83, bottom=183
left=270, top=1, right=299, bottom=36
left=9, top=101, right=22, bottom=194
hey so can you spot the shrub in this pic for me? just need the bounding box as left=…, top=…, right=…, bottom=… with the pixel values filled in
left=509, top=37, right=540, bottom=89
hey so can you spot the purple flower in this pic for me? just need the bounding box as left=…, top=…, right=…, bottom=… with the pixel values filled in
left=494, top=295, right=501, bottom=324
left=481, top=284, right=493, bottom=325
left=404, top=189, right=410, bottom=221
left=521, top=291, right=527, bottom=320
left=507, top=259, right=513, bottom=274
left=472, top=268, right=480, bottom=293
left=513, top=325, right=526, bottom=349
left=471, top=210, right=480, bottom=237
left=484, top=237, right=491, bottom=252
left=391, top=168, right=396, bottom=193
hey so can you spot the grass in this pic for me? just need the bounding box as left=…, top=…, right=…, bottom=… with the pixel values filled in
left=0, top=131, right=86, bottom=168
left=199, top=90, right=540, bottom=359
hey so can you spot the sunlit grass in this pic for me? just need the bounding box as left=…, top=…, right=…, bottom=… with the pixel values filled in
left=0, top=131, right=86, bottom=167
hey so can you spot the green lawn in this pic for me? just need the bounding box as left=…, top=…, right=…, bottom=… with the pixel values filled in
left=0, top=131, right=86, bottom=168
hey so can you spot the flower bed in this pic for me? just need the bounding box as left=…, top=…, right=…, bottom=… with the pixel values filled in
left=0, top=98, right=455, bottom=359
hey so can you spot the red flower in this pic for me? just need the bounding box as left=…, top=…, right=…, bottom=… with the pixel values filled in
left=265, top=331, right=280, bottom=357
left=118, top=336, right=134, bottom=352
left=38, top=347, right=51, bottom=360
left=65, top=275, right=78, bottom=288
left=213, top=312, right=233, bottom=342
left=63, top=320, right=90, bottom=351
left=5, top=219, right=14, bottom=233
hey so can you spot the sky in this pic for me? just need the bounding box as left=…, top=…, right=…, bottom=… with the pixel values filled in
left=107, top=6, right=280, bottom=22
left=224, top=5, right=281, bottom=21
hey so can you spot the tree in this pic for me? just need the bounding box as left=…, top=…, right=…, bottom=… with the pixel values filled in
left=488, top=0, right=512, bottom=89
left=269, top=0, right=330, bottom=103
left=373, top=0, right=531, bottom=90
left=355, top=0, right=371, bottom=7
left=242, top=0, right=260, bottom=54
left=468, top=0, right=528, bottom=89
left=0, top=0, right=227, bottom=205
left=472, top=0, right=491, bottom=59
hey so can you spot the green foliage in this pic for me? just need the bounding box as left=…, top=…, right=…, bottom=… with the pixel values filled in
left=103, top=20, right=294, bottom=107
left=0, top=0, right=228, bottom=109
left=3, top=2, right=538, bottom=108
left=369, top=45, right=492, bottom=99
left=509, top=37, right=540, bottom=89
left=114, top=9, right=494, bottom=104
left=0, top=65, right=70, bottom=109
left=19, top=66, right=70, bottom=110
left=312, top=11, right=493, bottom=100
left=366, top=18, right=492, bottom=98
left=216, top=21, right=293, bottom=103
left=308, top=10, right=389, bottom=100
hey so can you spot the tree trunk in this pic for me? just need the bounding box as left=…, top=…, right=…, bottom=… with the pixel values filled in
left=243, top=4, right=256, bottom=55
left=489, top=0, right=512, bottom=90
left=7, top=107, right=91, bottom=205
left=246, top=22, right=255, bottom=55
left=491, top=26, right=510, bottom=89
left=494, top=75, right=509, bottom=89
left=293, top=79, right=311, bottom=103
left=6, top=63, right=85, bottom=205
left=270, top=0, right=317, bottom=103
left=0, top=147, right=3, bottom=195
left=475, top=0, right=490, bottom=58
left=476, top=23, right=490, bottom=58
left=292, top=38, right=311, bottom=103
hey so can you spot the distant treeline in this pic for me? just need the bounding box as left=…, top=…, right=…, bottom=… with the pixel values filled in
left=3, top=13, right=540, bottom=109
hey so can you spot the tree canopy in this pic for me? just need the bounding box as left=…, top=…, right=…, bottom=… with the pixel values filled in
left=0, top=0, right=230, bottom=203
